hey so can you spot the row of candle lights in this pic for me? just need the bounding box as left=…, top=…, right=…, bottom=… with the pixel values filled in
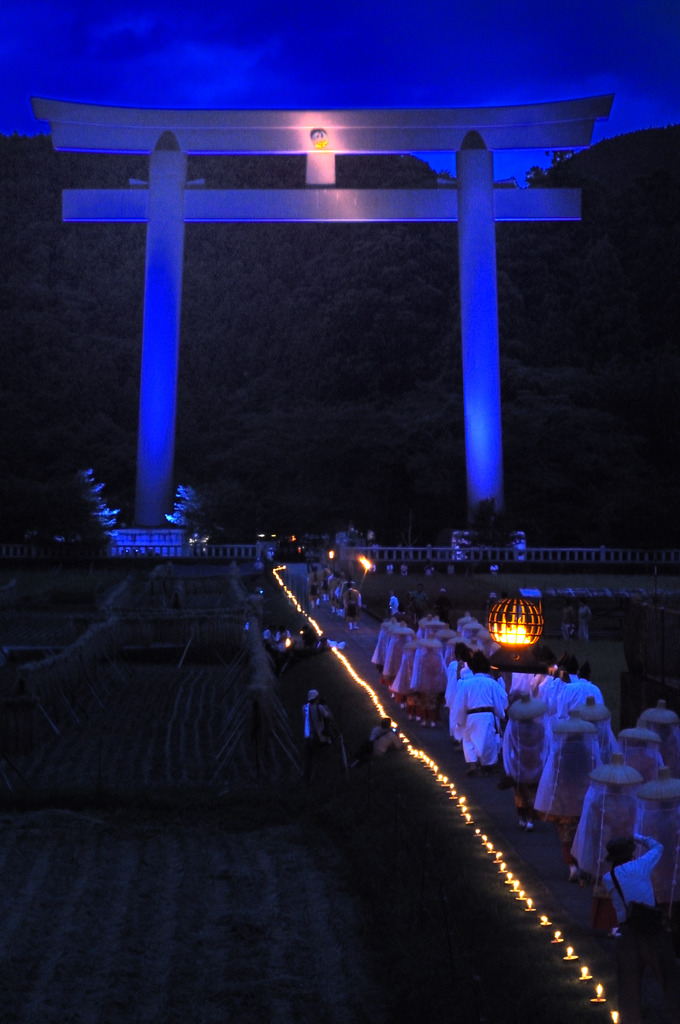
left=273, top=567, right=618, bottom=1021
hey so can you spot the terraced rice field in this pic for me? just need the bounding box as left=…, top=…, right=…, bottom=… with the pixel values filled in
left=0, top=661, right=383, bottom=1024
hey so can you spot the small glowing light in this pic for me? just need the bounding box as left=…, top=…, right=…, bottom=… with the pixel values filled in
left=504, top=872, right=514, bottom=884
left=486, top=842, right=494, bottom=852
left=310, top=128, right=328, bottom=149
left=512, top=880, right=520, bottom=892
left=590, top=984, right=605, bottom=1003
left=540, top=915, right=552, bottom=926
left=563, top=947, right=578, bottom=961
left=481, top=834, right=488, bottom=842
left=494, top=851, right=504, bottom=861
left=580, top=966, right=592, bottom=981
left=464, top=813, right=473, bottom=823
left=499, top=862, right=507, bottom=872
left=525, top=899, right=535, bottom=912
left=515, top=889, right=526, bottom=901
left=551, top=931, right=563, bottom=943
left=610, top=1013, right=619, bottom=1023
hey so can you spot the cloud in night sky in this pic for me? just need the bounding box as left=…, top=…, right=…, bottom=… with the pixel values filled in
left=3, top=1, right=679, bottom=180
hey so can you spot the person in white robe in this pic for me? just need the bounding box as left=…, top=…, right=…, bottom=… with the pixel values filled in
left=502, top=694, right=550, bottom=830
left=453, top=651, right=508, bottom=775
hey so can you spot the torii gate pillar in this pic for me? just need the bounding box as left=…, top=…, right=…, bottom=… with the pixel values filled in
left=457, top=131, right=504, bottom=516
left=135, top=133, right=187, bottom=526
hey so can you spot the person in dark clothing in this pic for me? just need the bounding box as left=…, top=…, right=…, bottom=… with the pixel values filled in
left=434, top=587, right=453, bottom=626
left=603, top=834, right=680, bottom=1024
left=302, top=689, right=333, bottom=781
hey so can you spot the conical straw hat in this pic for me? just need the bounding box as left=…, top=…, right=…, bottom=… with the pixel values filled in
left=573, top=696, right=611, bottom=722
left=552, top=711, right=596, bottom=735
left=636, top=766, right=680, bottom=801
left=508, top=693, right=548, bottom=720
left=639, top=699, right=680, bottom=726
left=588, top=752, right=642, bottom=785
left=618, top=726, right=662, bottom=744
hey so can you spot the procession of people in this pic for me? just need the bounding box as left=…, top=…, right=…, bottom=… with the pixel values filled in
left=301, top=565, right=680, bottom=988
left=299, top=563, right=680, bottom=1016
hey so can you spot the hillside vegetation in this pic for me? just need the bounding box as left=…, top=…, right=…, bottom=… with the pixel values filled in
left=2, top=127, right=680, bottom=546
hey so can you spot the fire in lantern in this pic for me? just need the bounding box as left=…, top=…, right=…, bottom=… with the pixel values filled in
left=488, top=596, right=544, bottom=647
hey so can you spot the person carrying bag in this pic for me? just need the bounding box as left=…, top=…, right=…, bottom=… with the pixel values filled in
left=609, top=866, right=663, bottom=935
left=603, top=834, right=680, bottom=1024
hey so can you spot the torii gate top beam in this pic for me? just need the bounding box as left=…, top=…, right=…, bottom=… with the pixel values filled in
left=31, top=95, right=613, bottom=155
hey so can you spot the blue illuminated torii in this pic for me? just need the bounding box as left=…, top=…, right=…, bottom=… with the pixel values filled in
left=32, top=96, right=613, bottom=526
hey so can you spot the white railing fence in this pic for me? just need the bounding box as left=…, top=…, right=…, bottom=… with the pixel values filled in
left=1, top=542, right=680, bottom=567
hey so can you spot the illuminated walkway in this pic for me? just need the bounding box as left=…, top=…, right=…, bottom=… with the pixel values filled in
left=315, top=596, right=596, bottom=924
left=274, top=565, right=622, bottom=995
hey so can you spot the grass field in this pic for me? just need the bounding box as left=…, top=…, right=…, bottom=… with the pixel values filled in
left=0, top=566, right=130, bottom=611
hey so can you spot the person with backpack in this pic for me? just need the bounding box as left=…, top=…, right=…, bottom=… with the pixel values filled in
left=603, top=834, right=680, bottom=1024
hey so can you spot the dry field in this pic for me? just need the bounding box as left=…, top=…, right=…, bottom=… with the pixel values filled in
left=0, top=660, right=387, bottom=1024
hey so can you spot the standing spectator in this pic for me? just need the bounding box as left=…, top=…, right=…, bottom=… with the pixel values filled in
left=343, top=580, right=361, bottom=630
left=561, top=600, right=577, bottom=641
left=388, top=590, right=400, bottom=617
left=308, top=567, right=322, bottom=607
left=603, top=834, right=680, bottom=1024
left=434, top=587, right=453, bottom=626
left=302, top=689, right=332, bottom=782
left=412, top=583, right=430, bottom=619
left=321, top=566, right=331, bottom=602
left=578, top=599, right=593, bottom=641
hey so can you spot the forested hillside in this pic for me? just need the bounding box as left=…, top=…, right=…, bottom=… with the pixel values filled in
left=1, top=126, right=679, bottom=546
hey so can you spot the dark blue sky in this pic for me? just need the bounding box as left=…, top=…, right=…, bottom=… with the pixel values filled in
left=4, top=0, right=679, bottom=182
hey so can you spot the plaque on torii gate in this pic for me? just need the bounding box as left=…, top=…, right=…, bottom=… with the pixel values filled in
left=32, top=95, right=613, bottom=528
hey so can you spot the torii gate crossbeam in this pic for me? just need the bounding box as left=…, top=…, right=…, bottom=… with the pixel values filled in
left=32, top=96, right=613, bottom=527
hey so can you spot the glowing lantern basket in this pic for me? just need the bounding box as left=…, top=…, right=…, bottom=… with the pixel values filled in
left=488, top=597, right=544, bottom=648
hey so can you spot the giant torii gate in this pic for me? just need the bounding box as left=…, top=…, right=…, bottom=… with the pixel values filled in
left=32, top=95, right=613, bottom=529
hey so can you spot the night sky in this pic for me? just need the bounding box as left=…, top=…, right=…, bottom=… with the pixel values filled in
left=3, top=0, right=679, bottom=182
